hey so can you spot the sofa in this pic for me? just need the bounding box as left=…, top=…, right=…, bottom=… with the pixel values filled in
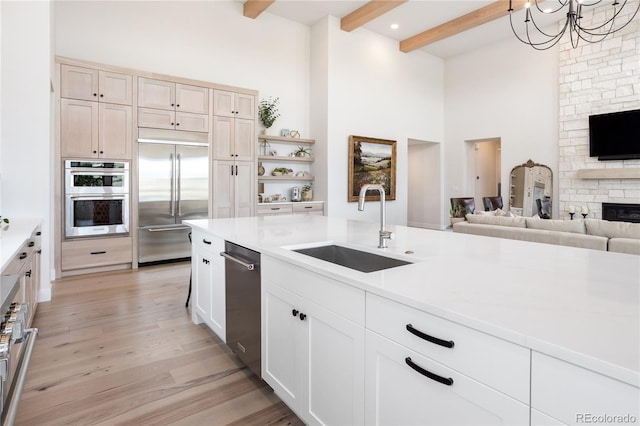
left=452, top=215, right=640, bottom=255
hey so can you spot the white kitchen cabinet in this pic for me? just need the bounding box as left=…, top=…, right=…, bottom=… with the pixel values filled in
left=61, top=64, right=132, bottom=105
left=262, top=257, right=366, bottom=426
left=212, top=115, right=254, bottom=161
left=211, top=160, right=254, bottom=218
left=365, top=330, right=529, bottom=426
left=61, top=98, right=132, bottom=159
left=61, top=236, right=132, bottom=271
left=191, top=230, right=226, bottom=341
left=531, top=351, right=640, bottom=425
left=138, top=107, right=209, bottom=133
left=138, top=78, right=209, bottom=114
left=213, top=90, right=255, bottom=120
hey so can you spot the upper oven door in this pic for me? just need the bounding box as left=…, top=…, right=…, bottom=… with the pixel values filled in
left=65, top=161, right=129, bottom=194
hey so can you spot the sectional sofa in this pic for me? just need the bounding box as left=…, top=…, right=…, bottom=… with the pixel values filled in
left=452, top=215, right=640, bottom=255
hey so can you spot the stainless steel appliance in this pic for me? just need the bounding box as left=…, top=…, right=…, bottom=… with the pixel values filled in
left=138, top=141, right=208, bottom=264
left=64, top=160, right=130, bottom=238
left=222, top=241, right=261, bottom=377
left=1, top=275, right=38, bottom=425
left=291, top=187, right=301, bottom=202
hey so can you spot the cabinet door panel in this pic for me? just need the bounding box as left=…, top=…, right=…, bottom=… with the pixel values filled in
left=138, top=108, right=176, bottom=131
left=212, top=116, right=234, bottom=159
left=194, top=246, right=212, bottom=324
left=263, top=282, right=303, bottom=410
left=213, top=90, right=235, bottom=118
left=61, top=98, right=99, bottom=158
left=306, top=302, right=365, bottom=426
left=61, top=65, right=98, bottom=101
left=209, top=248, right=226, bottom=342
left=176, top=111, right=209, bottom=133
left=365, top=330, right=529, bottom=426
left=99, top=71, right=132, bottom=105
left=235, top=93, right=255, bottom=120
left=234, top=118, right=255, bottom=162
left=211, top=160, right=234, bottom=219
left=176, top=84, right=209, bottom=114
left=139, top=78, right=175, bottom=110
left=235, top=162, right=255, bottom=218
left=100, top=103, right=132, bottom=159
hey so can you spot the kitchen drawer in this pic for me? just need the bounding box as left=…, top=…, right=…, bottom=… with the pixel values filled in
left=366, top=293, right=530, bottom=403
left=531, top=351, right=640, bottom=425
left=292, top=203, right=323, bottom=215
left=192, top=229, right=224, bottom=253
left=262, top=256, right=365, bottom=325
left=257, top=204, right=293, bottom=216
left=61, top=237, right=132, bottom=270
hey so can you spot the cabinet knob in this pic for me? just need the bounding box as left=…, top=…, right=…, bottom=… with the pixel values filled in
left=176, top=104, right=180, bottom=107
left=299, top=313, right=306, bottom=321
left=171, top=123, right=175, bottom=126
left=93, top=93, right=97, bottom=97
left=171, top=103, right=175, bottom=107
left=176, top=123, right=180, bottom=126
left=100, top=94, right=104, bottom=97
left=93, top=150, right=97, bottom=154
left=99, top=151, right=104, bottom=154
left=292, top=309, right=299, bottom=317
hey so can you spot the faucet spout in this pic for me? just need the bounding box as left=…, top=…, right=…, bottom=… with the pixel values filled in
left=357, top=184, right=391, bottom=248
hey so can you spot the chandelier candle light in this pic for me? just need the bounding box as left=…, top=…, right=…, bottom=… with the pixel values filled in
left=508, top=0, right=639, bottom=50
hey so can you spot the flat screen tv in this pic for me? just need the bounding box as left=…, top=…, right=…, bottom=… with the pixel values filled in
left=589, top=109, right=640, bottom=160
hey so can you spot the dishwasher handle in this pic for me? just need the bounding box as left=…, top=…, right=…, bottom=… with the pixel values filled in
left=220, top=252, right=255, bottom=270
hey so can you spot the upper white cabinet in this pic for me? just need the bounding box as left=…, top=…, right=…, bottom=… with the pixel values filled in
left=213, top=90, right=255, bottom=120
left=61, top=64, right=132, bottom=105
left=138, top=77, right=209, bottom=114
left=212, top=116, right=254, bottom=161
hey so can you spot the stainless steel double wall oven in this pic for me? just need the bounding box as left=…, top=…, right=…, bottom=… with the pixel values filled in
left=64, top=160, right=130, bottom=238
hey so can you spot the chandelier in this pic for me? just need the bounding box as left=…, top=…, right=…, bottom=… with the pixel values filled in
left=508, top=0, right=640, bottom=50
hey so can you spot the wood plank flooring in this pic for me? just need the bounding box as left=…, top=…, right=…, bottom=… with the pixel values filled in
left=15, top=262, right=304, bottom=426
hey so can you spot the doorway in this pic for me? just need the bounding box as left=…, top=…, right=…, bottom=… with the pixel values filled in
left=407, top=139, right=442, bottom=229
left=466, top=138, right=501, bottom=210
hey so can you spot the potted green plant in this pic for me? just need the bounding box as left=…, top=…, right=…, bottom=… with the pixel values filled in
left=301, top=183, right=312, bottom=201
left=0, top=215, right=8, bottom=230
left=258, top=97, right=280, bottom=135
left=294, top=146, right=312, bottom=157
left=449, top=202, right=466, bottom=226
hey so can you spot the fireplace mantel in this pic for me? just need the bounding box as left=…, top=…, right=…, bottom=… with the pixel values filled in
left=575, top=168, right=640, bottom=179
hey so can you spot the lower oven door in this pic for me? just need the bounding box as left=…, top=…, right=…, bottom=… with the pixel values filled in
left=65, top=194, right=130, bottom=238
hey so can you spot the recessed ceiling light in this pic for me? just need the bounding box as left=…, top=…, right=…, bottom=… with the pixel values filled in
left=390, top=24, right=399, bottom=30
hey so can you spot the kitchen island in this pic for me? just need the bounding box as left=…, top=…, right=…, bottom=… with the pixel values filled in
left=185, top=215, right=639, bottom=426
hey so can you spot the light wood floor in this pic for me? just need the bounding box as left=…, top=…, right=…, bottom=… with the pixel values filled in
left=16, top=262, right=304, bottom=426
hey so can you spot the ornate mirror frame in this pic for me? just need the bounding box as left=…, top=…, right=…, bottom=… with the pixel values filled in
left=509, top=159, right=553, bottom=217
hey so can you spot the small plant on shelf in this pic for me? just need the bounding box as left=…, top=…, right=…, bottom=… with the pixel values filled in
left=258, top=97, right=280, bottom=131
left=294, top=146, right=312, bottom=157
left=272, top=167, right=292, bottom=176
left=301, top=183, right=312, bottom=201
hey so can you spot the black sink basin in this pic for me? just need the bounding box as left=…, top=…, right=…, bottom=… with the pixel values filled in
left=293, top=244, right=411, bottom=273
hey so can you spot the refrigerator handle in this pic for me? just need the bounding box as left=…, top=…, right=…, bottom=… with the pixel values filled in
left=170, top=152, right=175, bottom=217
left=177, top=152, right=182, bottom=216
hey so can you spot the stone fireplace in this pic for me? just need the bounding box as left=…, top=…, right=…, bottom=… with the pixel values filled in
left=557, top=4, right=640, bottom=220
left=602, top=203, right=640, bottom=223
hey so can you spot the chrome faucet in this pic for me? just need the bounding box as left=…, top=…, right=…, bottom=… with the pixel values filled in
left=358, top=184, right=392, bottom=248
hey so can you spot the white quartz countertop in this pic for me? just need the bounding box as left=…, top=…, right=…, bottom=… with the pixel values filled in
left=1, top=217, right=42, bottom=272
left=185, top=215, right=640, bottom=387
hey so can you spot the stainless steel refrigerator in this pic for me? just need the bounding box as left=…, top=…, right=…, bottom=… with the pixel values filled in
left=138, top=142, right=208, bottom=264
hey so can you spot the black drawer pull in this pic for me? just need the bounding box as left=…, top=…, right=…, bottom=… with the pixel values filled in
left=202, top=239, right=211, bottom=245
left=90, top=251, right=107, bottom=255
left=405, top=357, right=453, bottom=386
left=406, top=324, right=454, bottom=348
left=19, top=253, right=27, bottom=260
left=28, top=242, right=35, bottom=247
left=270, top=208, right=280, bottom=211
left=304, top=206, right=312, bottom=209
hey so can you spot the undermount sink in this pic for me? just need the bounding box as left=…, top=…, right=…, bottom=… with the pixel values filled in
left=292, top=244, right=411, bottom=273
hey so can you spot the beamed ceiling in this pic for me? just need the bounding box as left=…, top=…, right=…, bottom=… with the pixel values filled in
left=242, top=0, right=541, bottom=57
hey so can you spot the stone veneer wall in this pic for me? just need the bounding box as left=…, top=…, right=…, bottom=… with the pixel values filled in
left=558, top=4, right=640, bottom=219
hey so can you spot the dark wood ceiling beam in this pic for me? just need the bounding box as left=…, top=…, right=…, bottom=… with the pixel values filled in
left=341, top=0, right=408, bottom=32
left=400, top=0, right=529, bottom=52
left=244, top=0, right=276, bottom=19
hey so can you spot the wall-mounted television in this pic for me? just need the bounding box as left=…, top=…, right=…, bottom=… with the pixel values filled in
left=589, top=109, right=640, bottom=160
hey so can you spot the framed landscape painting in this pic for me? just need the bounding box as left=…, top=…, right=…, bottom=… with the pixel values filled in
left=348, top=135, right=396, bottom=202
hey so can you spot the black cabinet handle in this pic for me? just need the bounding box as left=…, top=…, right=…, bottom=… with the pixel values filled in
left=203, top=239, right=211, bottom=245
left=19, top=253, right=27, bottom=260
left=292, top=309, right=299, bottom=317
left=90, top=251, right=106, bottom=255
left=202, top=258, right=210, bottom=265
left=299, top=313, right=306, bottom=321
left=176, top=123, right=180, bottom=126
left=171, top=103, right=175, bottom=107
left=406, top=324, right=454, bottom=348
left=93, top=93, right=97, bottom=97
left=304, top=206, right=312, bottom=209
left=36, top=231, right=41, bottom=236
left=171, top=122, right=175, bottom=126
left=25, top=270, right=32, bottom=277
left=235, top=165, right=238, bottom=175
left=93, top=150, right=97, bottom=154
left=28, top=242, right=35, bottom=247
left=405, top=357, right=453, bottom=386
left=99, top=151, right=104, bottom=154
left=100, top=94, right=104, bottom=97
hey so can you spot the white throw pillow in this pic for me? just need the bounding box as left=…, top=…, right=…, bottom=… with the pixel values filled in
left=466, top=214, right=527, bottom=228
left=525, top=218, right=586, bottom=234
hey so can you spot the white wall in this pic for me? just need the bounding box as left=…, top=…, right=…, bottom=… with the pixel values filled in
left=55, top=0, right=311, bottom=135
left=408, top=141, right=441, bottom=229
left=444, top=35, right=559, bottom=219
left=1, top=0, right=53, bottom=300
left=313, top=16, right=444, bottom=226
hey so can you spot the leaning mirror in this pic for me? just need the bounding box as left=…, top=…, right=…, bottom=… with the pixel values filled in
left=509, top=159, right=553, bottom=217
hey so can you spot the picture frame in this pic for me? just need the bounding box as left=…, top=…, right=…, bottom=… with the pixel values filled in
left=348, top=135, right=396, bottom=202
left=281, top=129, right=290, bottom=137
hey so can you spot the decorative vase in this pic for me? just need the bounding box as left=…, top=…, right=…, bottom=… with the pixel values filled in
left=302, top=190, right=312, bottom=201
left=258, top=161, right=265, bottom=176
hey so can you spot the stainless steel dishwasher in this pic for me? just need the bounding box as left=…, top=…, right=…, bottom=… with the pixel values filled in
left=221, top=241, right=261, bottom=377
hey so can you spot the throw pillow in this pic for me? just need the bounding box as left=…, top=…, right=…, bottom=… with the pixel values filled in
left=585, top=218, right=640, bottom=239
left=465, top=214, right=526, bottom=228
left=525, top=218, right=586, bottom=234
